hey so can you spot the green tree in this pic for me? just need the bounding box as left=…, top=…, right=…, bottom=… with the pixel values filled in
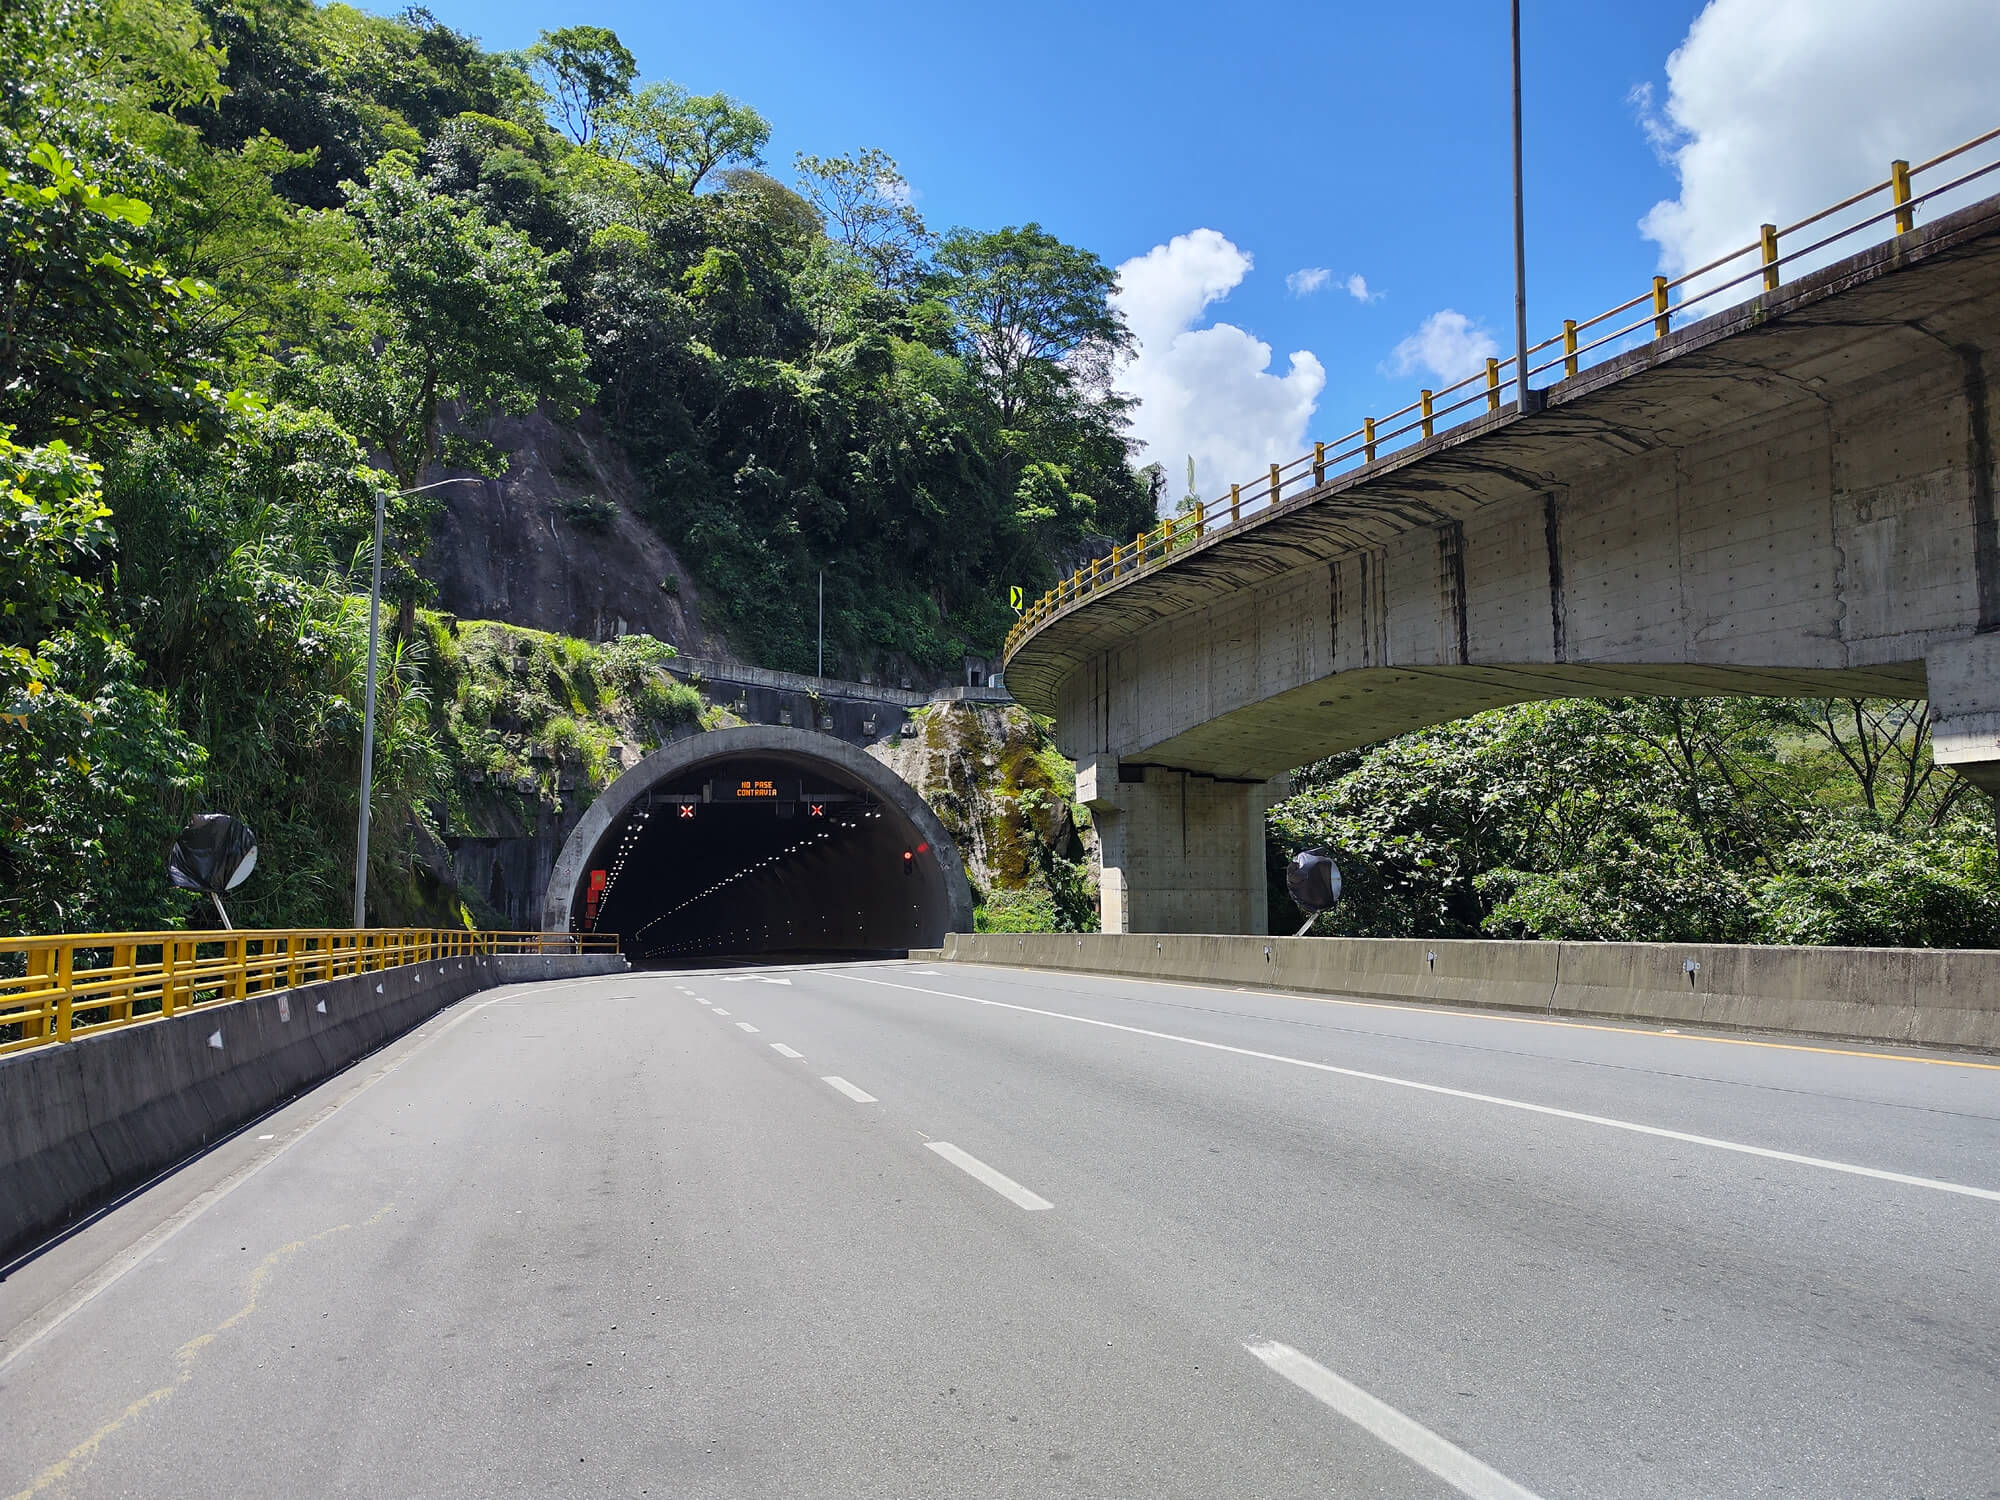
left=932, top=223, right=1132, bottom=428
left=0, top=138, right=215, bottom=441
left=793, top=148, right=929, bottom=289
left=603, top=82, right=769, bottom=195
left=284, top=166, right=592, bottom=494
left=524, top=25, right=635, bottom=146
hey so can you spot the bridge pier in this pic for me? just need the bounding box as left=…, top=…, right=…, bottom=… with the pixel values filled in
left=1928, top=636, right=2000, bottom=828
left=1077, top=758, right=1282, bottom=933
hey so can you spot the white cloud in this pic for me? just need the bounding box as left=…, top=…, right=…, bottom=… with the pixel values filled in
left=1638, top=0, right=2000, bottom=297
left=1111, top=229, right=1326, bottom=510
left=1387, top=309, right=1497, bottom=385
left=1345, top=274, right=1380, bottom=303
left=1286, top=267, right=1331, bottom=297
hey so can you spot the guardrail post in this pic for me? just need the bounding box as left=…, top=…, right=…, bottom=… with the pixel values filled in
left=1563, top=320, right=1578, bottom=378
left=1485, top=358, right=1500, bottom=412
left=1089, top=556, right=1102, bottom=590
left=1653, top=276, right=1670, bottom=339
left=1314, top=441, right=1326, bottom=484
left=1133, top=530, right=1145, bottom=568
left=230, top=936, right=249, bottom=1001
left=113, top=942, right=135, bottom=1025
left=1193, top=498, right=1206, bottom=538
left=1760, top=223, right=1780, bottom=292
left=1364, top=417, right=1377, bottom=463
left=1420, top=390, right=1434, bottom=441
left=1891, top=159, right=1913, bottom=234
left=54, top=943, right=72, bottom=1043
left=1269, top=463, right=1282, bottom=507
left=1229, top=484, right=1241, bottom=523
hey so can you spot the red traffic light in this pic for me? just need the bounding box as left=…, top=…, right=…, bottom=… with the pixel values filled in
left=916, top=841, right=929, bottom=854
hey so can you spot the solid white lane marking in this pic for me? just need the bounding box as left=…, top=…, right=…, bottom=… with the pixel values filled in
left=829, top=973, right=2000, bottom=1204
left=925, top=1142, right=1053, bottom=1211
left=721, top=976, right=743, bottom=983
left=821, top=1076, right=878, bottom=1104
left=712, top=1009, right=731, bottom=1017
left=1246, top=1341, right=1543, bottom=1500
left=770, top=1044, right=804, bottom=1059
left=735, top=1021, right=760, bottom=1033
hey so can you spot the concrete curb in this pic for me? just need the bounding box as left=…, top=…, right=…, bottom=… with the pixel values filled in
left=0, top=952, right=626, bottom=1265
left=919, top=933, right=2000, bottom=1051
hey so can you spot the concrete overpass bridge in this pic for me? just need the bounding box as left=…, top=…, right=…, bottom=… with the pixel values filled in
left=1005, top=162, right=2000, bottom=935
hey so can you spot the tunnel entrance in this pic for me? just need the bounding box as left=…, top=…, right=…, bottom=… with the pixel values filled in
left=544, top=727, right=973, bottom=962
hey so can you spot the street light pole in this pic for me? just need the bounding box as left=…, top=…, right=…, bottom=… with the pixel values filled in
left=352, top=477, right=481, bottom=929
left=1511, top=0, right=1540, bottom=415
left=352, top=486, right=386, bottom=929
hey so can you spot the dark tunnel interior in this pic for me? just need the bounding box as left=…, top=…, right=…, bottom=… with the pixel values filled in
left=573, top=753, right=956, bottom=963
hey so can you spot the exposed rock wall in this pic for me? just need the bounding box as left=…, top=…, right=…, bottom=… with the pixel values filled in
left=424, top=409, right=729, bottom=654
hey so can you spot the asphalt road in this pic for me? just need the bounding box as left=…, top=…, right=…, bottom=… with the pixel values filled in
left=2, top=960, right=1996, bottom=1499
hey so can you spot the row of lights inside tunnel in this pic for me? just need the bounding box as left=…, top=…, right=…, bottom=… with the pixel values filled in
left=605, top=808, right=894, bottom=957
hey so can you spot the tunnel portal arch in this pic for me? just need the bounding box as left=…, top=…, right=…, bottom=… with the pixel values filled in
left=545, top=726, right=973, bottom=959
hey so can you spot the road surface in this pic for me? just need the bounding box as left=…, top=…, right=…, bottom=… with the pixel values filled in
left=2, top=960, right=1996, bottom=1498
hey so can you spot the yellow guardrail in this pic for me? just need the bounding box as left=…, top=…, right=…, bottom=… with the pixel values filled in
left=0, top=928, right=619, bottom=1057
left=1005, top=126, right=2000, bottom=659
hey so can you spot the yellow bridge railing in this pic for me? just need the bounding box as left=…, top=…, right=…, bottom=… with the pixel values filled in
left=1005, top=125, right=2000, bottom=659
left=0, top=928, right=619, bottom=1057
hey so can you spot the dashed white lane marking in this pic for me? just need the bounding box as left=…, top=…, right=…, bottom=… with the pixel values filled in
left=758, top=976, right=792, bottom=986
left=735, top=1021, right=760, bottom=1034
left=925, top=1142, right=1053, bottom=1211
left=821, top=1076, right=878, bottom=1104
left=1246, top=1341, right=1544, bottom=1500
left=712, top=1009, right=731, bottom=1017
left=771, top=1044, right=804, bottom=1059
left=695, top=998, right=711, bottom=1006
left=720, top=976, right=743, bottom=983
left=830, top=973, right=2000, bottom=1204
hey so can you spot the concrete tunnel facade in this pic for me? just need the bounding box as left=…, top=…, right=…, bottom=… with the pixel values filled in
left=544, top=726, right=974, bottom=960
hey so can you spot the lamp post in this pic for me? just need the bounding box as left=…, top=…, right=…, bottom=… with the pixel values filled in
left=1511, top=0, right=1540, bottom=415
left=353, top=477, right=483, bottom=929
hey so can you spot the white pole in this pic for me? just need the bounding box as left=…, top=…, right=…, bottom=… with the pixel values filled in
left=817, top=570, right=824, bottom=678
left=353, top=486, right=384, bottom=929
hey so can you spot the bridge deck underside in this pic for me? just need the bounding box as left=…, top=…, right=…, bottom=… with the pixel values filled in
left=1009, top=193, right=2000, bottom=779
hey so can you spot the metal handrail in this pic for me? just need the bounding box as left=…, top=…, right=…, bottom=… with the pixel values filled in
left=1004, top=127, right=2000, bottom=656
left=0, top=928, right=619, bottom=1056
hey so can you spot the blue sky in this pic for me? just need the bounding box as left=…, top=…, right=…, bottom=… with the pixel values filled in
left=404, top=0, right=1997, bottom=500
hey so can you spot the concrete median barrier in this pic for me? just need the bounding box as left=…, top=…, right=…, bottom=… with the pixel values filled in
left=920, top=932, right=2000, bottom=1051
left=0, top=952, right=625, bottom=1265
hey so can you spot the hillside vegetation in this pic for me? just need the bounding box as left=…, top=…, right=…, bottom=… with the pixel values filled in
left=0, top=0, right=1148, bottom=934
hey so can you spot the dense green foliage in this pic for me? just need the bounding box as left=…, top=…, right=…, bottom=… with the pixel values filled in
left=1, top=0, right=1988, bottom=950
left=1269, top=698, right=1999, bottom=948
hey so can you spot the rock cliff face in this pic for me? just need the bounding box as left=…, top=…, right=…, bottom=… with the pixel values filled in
left=869, top=701, right=1097, bottom=931
left=424, top=409, right=730, bottom=655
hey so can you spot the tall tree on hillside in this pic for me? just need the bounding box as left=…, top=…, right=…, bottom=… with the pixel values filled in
left=283, top=167, right=592, bottom=497
left=931, top=223, right=1131, bottom=429
left=524, top=25, right=635, bottom=145
left=602, top=82, right=769, bottom=194
left=793, top=148, right=930, bottom=289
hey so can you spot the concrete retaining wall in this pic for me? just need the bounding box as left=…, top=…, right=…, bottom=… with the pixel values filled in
left=0, top=951, right=625, bottom=1265
left=922, top=933, right=2000, bottom=1051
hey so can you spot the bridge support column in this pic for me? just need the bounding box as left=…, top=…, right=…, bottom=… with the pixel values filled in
left=1077, top=758, right=1281, bottom=934
left=1928, top=637, right=2000, bottom=839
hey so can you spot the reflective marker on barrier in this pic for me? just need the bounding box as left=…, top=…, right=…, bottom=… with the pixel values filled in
left=207, top=1031, right=224, bottom=1050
